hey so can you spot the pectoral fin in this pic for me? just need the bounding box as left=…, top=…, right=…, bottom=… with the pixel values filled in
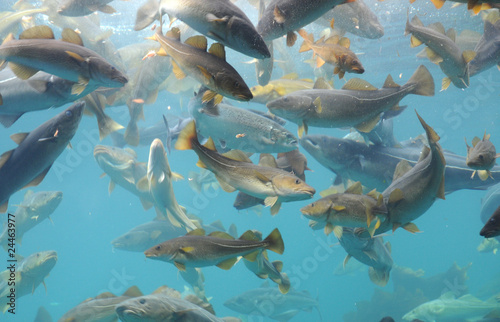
left=216, top=257, right=238, bottom=270
left=174, top=261, right=186, bottom=271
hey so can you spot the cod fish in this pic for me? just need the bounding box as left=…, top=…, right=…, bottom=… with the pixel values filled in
left=410, top=0, right=500, bottom=15
left=0, top=190, right=62, bottom=250
left=175, top=121, right=315, bottom=215
left=466, top=132, right=499, bottom=181
left=403, top=292, right=500, bottom=322
left=82, top=92, right=124, bottom=141
left=144, top=228, right=284, bottom=271
left=267, top=65, right=434, bottom=137
left=378, top=112, right=446, bottom=235
left=301, top=181, right=387, bottom=237
left=135, top=0, right=270, bottom=59
left=224, top=284, right=321, bottom=321
left=0, top=101, right=83, bottom=213
left=149, top=25, right=252, bottom=104
left=481, top=205, right=500, bottom=238
left=111, top=220, right=186, bottom=252
left=0, top=251, right=57, bottom=313
left=57, top=0, right=117, bottom=17
left=298, top=29, right=364, bottom=79
left=243, top=250, right=290, bottom=294
left=58, top=286, right=143, bottom=322
left=93, top=145, right=155, bottom=210
left=116, top=286, right=233, bottom=322
left=250, top=73, right=317, bottom=105
left=405, top=14, right=476, bottom=90
left=189, top=87, right=298, bottom=153
left=0, top=25, right=128, bottom=95
left=137, top=139, right=198, bottom=230
left=469, top=12, right=500, bottom=76
left=256, top=0, right=352, bottom=46
left=339, top=227, right=393, bottom=287
left=316, top=0, right=384, bottom=39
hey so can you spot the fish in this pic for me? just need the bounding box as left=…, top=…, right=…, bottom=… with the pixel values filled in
left=481, top=205, right=500, bottom=238
left=135, top=0, right=270, bottom=59
left=148, top=25, right=252, bottom=104
left=243, top=249, right=291, bottom=294
left=250, top=73, right=318, bottom=105
left=82, top=92, right=124, bottom=140
left=189, top=87, right=298, bottom=153
left=0, top=101, right=84, bottom=213
left=0, top=67, right=97, bottom=127
left=111, top=220, right=186, bottom=252
left=0, top=5, right=49, bottom=39
left=179, top=267, right=208, bottom=303
left=58, top=286, right=143, bottom=322
left=34, top=306, right=52, bottom=322
left=466, top=132, right=499, bottom=181
left=137, top=138, right=198, bottom=230
left=175, top=121, right=315, bottom=215
left=93, top=145, right=155, bottom=210
left=301, top=181, right=387, bottom=237
left=57, top=0, right=117, bottom=17
left=298, top=29, right=365, bottom=79
left=116, top=286, right=229, bottom=322
left=187, top=168, right=219, bottom=194
left=338, top=227, right=393, bottom=287
left=256, top=0, right=351, bottom=46
left=403, top=292, right=500, bottom=322
left=0, top=25, right=128, bottom=95
left=300, top=132, right=499, bottom=195
left=224, top=284, right=321, bottom=321
left=469, top=11, right=500, bottom=76
left=0, top=251, right=58, bottom=313
left=144, top=228, right=284, bottom=271
left=405, top=13, right=476, bottom=90
left=0, top=190, right=62, bottom=250
left=316, top=0, right=384, bottom=39
left=267, top=65, right=434, bottom=137
left=410, top=0, right=500, bottom=15
left=376, top=111, right=446, bottom=234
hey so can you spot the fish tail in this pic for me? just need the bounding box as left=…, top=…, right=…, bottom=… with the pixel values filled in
left=175, top=120, right=197, bottom=150
left=263, top=228, right=284, bottom=255
left=297, top=29, right=312, bottom=53
left=368, top=267, right=390, bottom=287
left=415, top=110, right=440, bottom=144
left=96, top=114, right=124, bottom=141
left=124, top=120, right=140, bottom=147
left=406, top=65, right=435, bottom=97
left=134, top=0, right=161, bottom=31
left=276, top=272, right=291, bottom=294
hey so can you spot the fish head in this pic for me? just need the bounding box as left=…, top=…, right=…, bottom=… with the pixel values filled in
left=19, top=251, right=58, bottom=279
left=267, top=95, right=314, bottom=121
left=300, top=198, right=334, bottom=221
left=214, top=71, right=253, bottom=102
left=272, top=174, right=315, bottom=201
left=144, top=242, right=178, bottom=262
left=111, top=231, right=149, bottom=251
left=226, top=16, right=271, bottom=59
left=44, top=101, right=84, bottom=142
left=270, top=128, right=298, bottom=150
left=466, top=141, right=496, bottom=170
left=403, top=301, right=443, bottom=322
left=147, top=139, right=171, bottom=187
left=338, top=53, right=364, bottom=74
left=480, top=207, right=500, bottom=238
left=223, top=295, right=256, bottom=314
left=25, top=191, right=63, bottom=216
left=251, top=84, right=275, bottom=103
left=94, top=145, right=137, bottom=172
left=89, top=57, right=128, bottom=88
left=116, top=295, right=166, bottom=322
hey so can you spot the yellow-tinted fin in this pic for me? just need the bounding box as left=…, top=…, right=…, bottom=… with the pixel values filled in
left=0, top=150, right=13, bottom=170
left=462, top=50, right=476, bottom=63
left=10, top=132, right=29, bottom=145
left=286, top=31, right=297, bottom=47
left=343, top=254, right=351, bottom=269
left=264, top=196, right=278, bottom=207
left=61, top=28, right=83, bottom=46
left=208, top=43, right=226, bottom=60
left=316, top=56, right=326, bottom=68
left=185, top=35, right=207, bottom=51
left=324, top=222, right=334, bottom=236
left=298, top=121, right=308, bottom=138
left=187, top=228, right=205, bottom=236
left=136, top=176, right=149, bottom=191
left=171, top=60, right=186, bottom=79
left=19, top=25, right=54, bottom=39
left=216, top=257, right=238, bottom=270
left=312, top=96, right=322, bottom=113
left=345, top=181, right=362, bottom=194
left=313, top=77, right=331, bottom=90
left=179, top=246, right=195, bottom=253
left=166, top=28, right=181, bottom=40
left=393, top=160, right=413, bottom=181
left=281, top=72, right=299, bottom=80
left=342, top=78, right=377, bottom=91
left=338, top=37, right=350, bottom=49
left=333, top=226, right=343, bottom=239
left=238, top=230, right=258, bottom=241
left=0, top=200, right=8, bottom=213
left=150, top=230, right=162, bottom=239
left=140, top=198, right=153, bottom=210
left=208, top=231, right=234, bottom=239
left=97, top=4, right=116, bottom=14
left=332, top=205, right=346, bottom=211
left=437, top=176, right=446, bottom=199
left=355, top=115, right=380, bottom=133
left=201, top=90, right=217, bottom=104
left=369, top=267, right=389, bottom=287
left=325, top=35, right=340, bottom=45
left=243, top=250, right=260, bottom=262
left=383, top=74, right=400, bottom=88
left=108, top=180, right=115, bottom=194
left=174, top=261, right=186, bottom=271
left=65, top=50, right=85, bottom=62
left=256, top=171, right=272, bottom=184
left=122, top=285, right=143, bottom=298
left=441, top=77, right=451, bottom=91
left=478, top=170, right=490, bottom=181
left=223, top=150, right=252, bottom=163
left=270, top=201, right=281, bottom=215
left=426, top=47, right=443, bottom=64
left=415, top=110, right=440, bottom=144
left=410, top=35, right=423, bottom=47
left=9, top=62, right=39, bottom=80
left=402, top=222, right=421, bottom=233
left=388, top=188, right=404, bottom=204
left=472, top=136, right=480, bottom=147
left=214, top=174, right=236, bottom=193
left=263, top=228, right=284, bottom=254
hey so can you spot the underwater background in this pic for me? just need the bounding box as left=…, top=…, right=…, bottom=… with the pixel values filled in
left=0, top=0, right=499, bottom=321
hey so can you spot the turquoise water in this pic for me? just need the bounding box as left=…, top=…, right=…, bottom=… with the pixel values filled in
left=1, top=0, right=499, bottom=321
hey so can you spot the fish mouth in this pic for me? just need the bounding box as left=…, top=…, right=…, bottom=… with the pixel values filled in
left=299, top=137, right=320, bottom=150
left=352, top=67, right=365, bottom=74
left=236, top=93, right=253, bottom=101
left=480, top=230, right=499, bottom=238
left=113, top=75, right=128, bottom=84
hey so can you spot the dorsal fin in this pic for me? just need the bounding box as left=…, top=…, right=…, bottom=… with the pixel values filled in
left=428, top=22, right=445, bottom=35
left=187, top=228, right=205, bottom=236
left=95, top=292, right=116, bottom=299
left=338, top=37, right=350, bottom=49
left=203, top=137, right=216, bottom=151
left=313, top=77, right=332, bottom=89
left=345, top=181, right=362, bottom=194
left=166, top=28, right=181, bottom=40
left=342, top=78, right=377, bottom=91
left=472, top=136, right=481, bottom=147
left=410, top=15, right=424, bottom=27
left=208, top=43, right=226, bottom=60
left=61, top=28, right=84, bottom=46
left=419, top=145, right=431, bottom=162
left=281, top=72, right=299, bottom=80
left=446, top=28, right=456, bottom=42
left=10, top=132, right=29, bottom=145
left=208, top=231, right=234, bottom=239
left=383, top=74, right=400, bottom=88
left=222, top=150, right=252, bottom=163
left=184, top=35, right=207, bottom=51
left=393, top=160, right=413, bottom=181
left=258, top=153, right=278, bottom=168
left=483, top=132, right=491, bottom=141
left=324, top=35, right=339, bottom=45
left=19, top=25, right=54, bottom=40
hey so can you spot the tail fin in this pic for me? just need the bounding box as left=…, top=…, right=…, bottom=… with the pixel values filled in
left=415, top=110, right=440, bottom=144
left=297, top=29, right=313, bottom=53
left=368, top=267, right=390, bottom=287
left=277, top=272, right=291, bottom=294
left=124, top=120, right=140, bottom=146
left=264, top=228, right=284, bottom=255
left=175, top=120, right=197, bottom=150
left=134, top=0, right=161, bottom=31
left=406, top=65, right=435, bottom=96
left=163, top=115, right=171, bottom=154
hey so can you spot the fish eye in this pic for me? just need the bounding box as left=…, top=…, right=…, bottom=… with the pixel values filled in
left=295, top=179, right=300, bottom=184
left=479, top=155, right=484, bottom=160
left=139, top=299, right=146, bottom=304
left=234, top=81, right=240, bottom=88
left=283, top=97, right=289, bottom=103
left=352, top=60, right=358, bottom=64
left=65, top=110, right=73, bottom=117
left=311, top=203, right=315, bottom=208
left=155, top=246, right=161, bottom=251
